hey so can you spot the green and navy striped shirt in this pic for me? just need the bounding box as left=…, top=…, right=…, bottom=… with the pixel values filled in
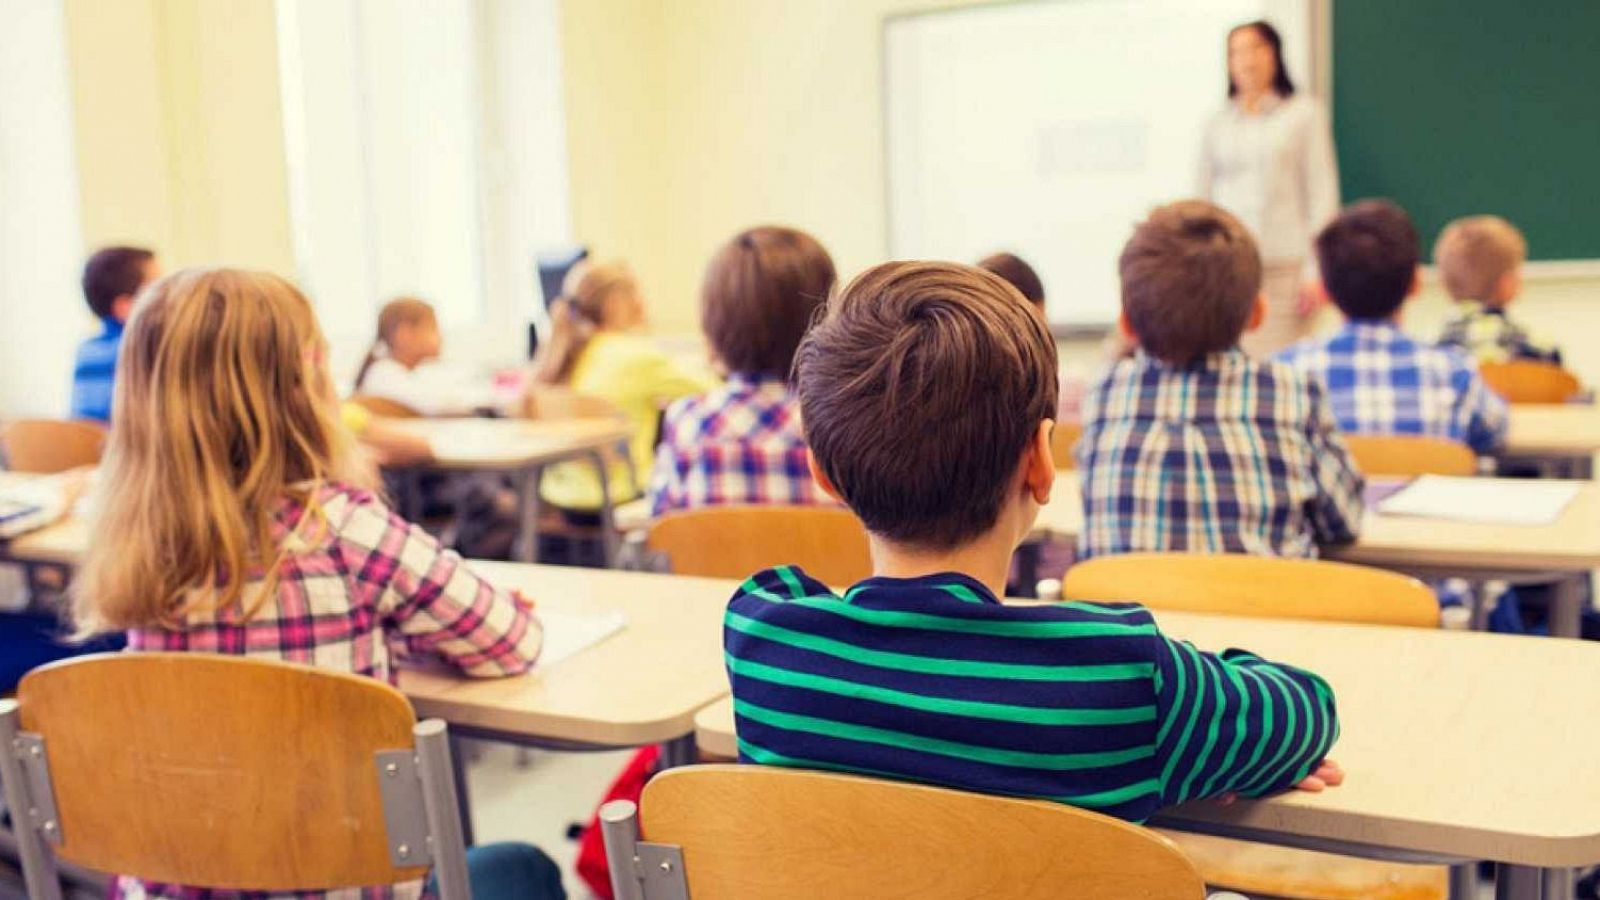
left=725, top=566, right=1338, bottom=823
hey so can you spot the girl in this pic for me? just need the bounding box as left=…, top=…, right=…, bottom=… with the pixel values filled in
left=531, top=262, right=711, bottom=514
left=73, top=268, right=561, bottom=900
left=353, top=297, right=498, bottom=415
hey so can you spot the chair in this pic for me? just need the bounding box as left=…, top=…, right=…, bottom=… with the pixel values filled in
left=600, top=764, right=1224, bottom=900
left=646, top=506, right=872, bottom=586
left=0, top=420, right=105, bottom=474
left=524, top=386, right=638, bottom=565
left=347, top=395, right=423, bottom=419
left=0, top=653, right=470, bottom=900
left=1051, top=421, right=1082, bottom=469
left=1479, top=360, right=1581, bottom=404
left=1342, top=434, right=1477, bottom=477
left=1059, top=552, right=1439, bottom=628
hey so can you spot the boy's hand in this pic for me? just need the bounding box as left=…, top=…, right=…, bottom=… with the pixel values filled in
left=1213, top=759, right=1344, bottom=807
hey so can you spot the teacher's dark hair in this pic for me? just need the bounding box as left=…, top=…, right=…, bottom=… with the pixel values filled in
left=1227, top=20, right=1295, bottom=98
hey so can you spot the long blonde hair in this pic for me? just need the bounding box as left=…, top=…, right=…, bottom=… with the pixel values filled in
left=73, top=268, right=376, bottom=633
left=531, top=261, right=637, bottom=385
left=353, top=296, right=436, bottom=390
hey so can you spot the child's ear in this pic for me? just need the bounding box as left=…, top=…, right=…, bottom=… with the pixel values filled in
left=1245, top=291, right=1268, bottom=332
left=807, top=451, right=845, bottom=503
left=1407, top=266, right=1423, bottom=298
left=1117, top=312, right=1138, bottom=346
left=1026, top=420, right=1057, bottom=504
left=111, top=294, right=135, bottom=323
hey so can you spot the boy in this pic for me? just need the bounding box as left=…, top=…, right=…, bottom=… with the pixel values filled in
left=72, top=246, right=158, bottom=422
left=1078, top=200, right=1364, bottom=561
left=1279, top=200, right=1508, bottom=454
left=724, top=260, right=1341, bottom=823
left=1434, top=215, right=1559, bottom=365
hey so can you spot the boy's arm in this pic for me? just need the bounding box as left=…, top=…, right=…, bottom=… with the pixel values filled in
left=1305, top=381, right=1364, bottom=544
left=1153, top=633, right=1340, bottom=808
left=1457, top=366, right=1510, bottom=455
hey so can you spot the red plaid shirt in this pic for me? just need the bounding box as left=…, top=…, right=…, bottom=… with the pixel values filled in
left=116, top=482, right=541, bottom=900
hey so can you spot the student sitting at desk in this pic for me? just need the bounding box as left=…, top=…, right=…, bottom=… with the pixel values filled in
left=352, top=296, right=500, bottom=415
left=1077, top=201, right=1364, bottom=561
left=1434, top=214, right=1560, bottom=365
left=71, top=246, right=159, bottom=423
left=71, top=268, right=563, bottom=900
left=724, top=260, right=1342, bottom=823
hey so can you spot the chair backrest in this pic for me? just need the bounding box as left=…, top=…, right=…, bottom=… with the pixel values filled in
left=348, top=394, right=423, bottom=419
left=1479, top=360, right=1581, bottom=404
left=1342, top=434, right=1477, bottom=477
left=523, top=385, right=627, bottom=422
left=601, top=765, right=1206, bottom=900
left=0, top=420, right=106, bottom=473
left=1060, top=553, right=1439, bottom=628
left=0, top=653, right=468, bottom=900
left=646, top=506, right=872, bottom=585
left=1051, top=421, right=1083, bottom=470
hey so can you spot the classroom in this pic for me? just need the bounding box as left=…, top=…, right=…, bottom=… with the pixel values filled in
left=2, top=1, right=1598, bottom=898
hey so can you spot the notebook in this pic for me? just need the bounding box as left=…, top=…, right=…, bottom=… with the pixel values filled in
left=534, top=609, right=628, bottom=670
left=1376, top=475, right=1580, bottom=527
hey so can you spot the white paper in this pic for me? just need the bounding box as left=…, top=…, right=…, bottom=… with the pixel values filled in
left=1377, top=475, right=1580, bottom=526
left=0, top=474, right=68, bottom=538
left=534, top=609, right=628, bottom=670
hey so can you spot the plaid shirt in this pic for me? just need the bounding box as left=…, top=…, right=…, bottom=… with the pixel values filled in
left=1077, top=349, right=1363, bottom=561
left=1438, top=301, right=1562, bottom=366
left=1278, top=320, right=1509, bottom=455
left=648, top=373, right=828, bottom=516
left=118, top=482, right=541, bottom=900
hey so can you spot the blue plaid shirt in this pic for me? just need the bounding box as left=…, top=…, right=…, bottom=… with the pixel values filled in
left=1077, top=349, right=1363, bottom=561
left=1277, top=321, right=1509, bottom=455
left=71, top=318, right=124, bottom=422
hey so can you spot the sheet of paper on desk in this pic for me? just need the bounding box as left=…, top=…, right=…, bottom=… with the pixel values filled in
left=535, top=609, right=628, bottom=670
left=1377, top=475, right=1580, bottom=526
left=0, top=475, right=68, bottom=538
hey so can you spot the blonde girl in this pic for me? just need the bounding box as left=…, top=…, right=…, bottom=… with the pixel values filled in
left=73, top=268, right=560, bottom=900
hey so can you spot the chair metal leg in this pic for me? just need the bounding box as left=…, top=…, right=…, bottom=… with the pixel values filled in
left=1449, top=862, right=1478, bottom=900
left=513, top=468, right=541, bottom=564
left=416, top=721, right=472, bottom=900
left=1496, top=863, right=1542, bottom=900
left=592, top=449, right=620, bottom=568
left=0, top=702, right=62, bottom=900
left=599, top=800, right=645, bottom=900
left=657, top=734, right=696, bottom=770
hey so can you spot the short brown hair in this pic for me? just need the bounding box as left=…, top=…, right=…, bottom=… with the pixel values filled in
left=1316, top=199, right=1419, bottom=321
left=795, top=261, right=1057, bottom=549
left=701, top=226, right=835, bottom=378
left=82, top=246, right=155, bottom=320
left=1434, top=215, right=1526, bottom=304
left=977, top=252, right=1045, bottom=311
left=1119, top=201, right=1261, bottom=366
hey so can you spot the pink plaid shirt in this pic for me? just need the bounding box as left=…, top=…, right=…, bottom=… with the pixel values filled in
left=115, top=482, right=541, bottom=900
left=647, top=373, right=830, bottom=516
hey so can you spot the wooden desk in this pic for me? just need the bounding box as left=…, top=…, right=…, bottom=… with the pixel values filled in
left=1505, top=405, right=1600, bottom=474
left=1034, top=473, right=1600, bottom=637
left=3, top=517, right=87, bottom=566
left=694, top=611, right=1600, bottom=899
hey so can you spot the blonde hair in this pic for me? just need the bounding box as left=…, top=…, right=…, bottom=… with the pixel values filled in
left=1434, top=215, right=1526, bottom=304
left=353, top=296, right=437, bottom=390
left=73, top=268, right=375, bottom=634
left=530, top=261, right=637, bottom=385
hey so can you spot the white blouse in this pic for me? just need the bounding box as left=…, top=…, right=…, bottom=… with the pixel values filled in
left=356, top=357, right=498, bottom=416
left=1198, top=93, right=1340, bottom=266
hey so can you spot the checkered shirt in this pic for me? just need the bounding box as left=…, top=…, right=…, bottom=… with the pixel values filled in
left=1077, top=349, right=1364, bottom=561
left=1438, top=301, right=1562, bottom=366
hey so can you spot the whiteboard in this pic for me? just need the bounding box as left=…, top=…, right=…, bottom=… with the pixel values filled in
left=885, top=0, right=1314, bottom=329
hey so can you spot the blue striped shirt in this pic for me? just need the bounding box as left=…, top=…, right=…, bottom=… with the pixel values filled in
left=725, top=566, right=1339, bottom=823
left=70, top=318, right=124, bottom=423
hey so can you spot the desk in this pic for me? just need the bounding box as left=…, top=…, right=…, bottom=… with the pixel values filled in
left=1034, top=473, right=1600, bottom=638
left=694, top=610, right=1600, bottom=899
left=388, top=417, right=632, bottom=563
left=1505, top=405, right=1600, bottom=476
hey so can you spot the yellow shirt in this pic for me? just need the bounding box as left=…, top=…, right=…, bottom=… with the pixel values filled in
left=540, top=332, right=714, bottom=510
left=340, top=401, right=373, bottom=436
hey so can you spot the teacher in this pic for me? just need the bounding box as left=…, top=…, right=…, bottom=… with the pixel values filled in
left=1198, top=20, right=1340, bottom=357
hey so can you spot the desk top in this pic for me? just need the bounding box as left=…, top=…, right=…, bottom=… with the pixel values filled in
left=389, top=418, right=631, bottom=471
left=1505, top=404, right=1600, bottom=459
left=695, top=609, right=1600, bottom=866
left=1035, top=473, right=1600, bottom=574
left=400, top=562, right=731, bottom=747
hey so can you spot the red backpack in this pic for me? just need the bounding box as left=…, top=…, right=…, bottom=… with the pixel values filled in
left=575, top=746, right=661, bottom=898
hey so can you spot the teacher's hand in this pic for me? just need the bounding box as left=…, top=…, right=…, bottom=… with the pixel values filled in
left=1296, top=280, right=1327, bottom=318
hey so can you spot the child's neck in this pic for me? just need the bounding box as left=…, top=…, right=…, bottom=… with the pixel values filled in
left=868, top=526, right=1018, bottom=600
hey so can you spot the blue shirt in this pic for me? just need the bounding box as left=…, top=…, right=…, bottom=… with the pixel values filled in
left=1277, top=321, right=1509, bottom=455
left=725, top=566, right=1339, bottom=823
left=71, top=318, right=124, bottom=422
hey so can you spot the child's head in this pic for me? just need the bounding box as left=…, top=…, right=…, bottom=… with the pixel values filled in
left=702, top=226, right=835, bottom=379
left=82, top=246, right=158, bottom=324
left=795, top=261, right=1058, bottom=552
left=532, top=261, right=643, bottom=385
left=1434, top=215, right=1526, bottom=307
left=1118, top=200, right=1263, bottom=367
left=1315, top=199, right=1421, bottom=322
left=380, top=298, right=441, bottom=365
left=75, top=268, right=371, bottom=633
left=977, top=252, right=1046, bottom=313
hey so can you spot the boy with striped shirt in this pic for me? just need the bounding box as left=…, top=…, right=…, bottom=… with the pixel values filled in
left=724, top=260, right=1342, bottom=822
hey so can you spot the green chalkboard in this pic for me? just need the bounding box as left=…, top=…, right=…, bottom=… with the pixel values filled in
left=1332, top=2, right=1600, bottom=261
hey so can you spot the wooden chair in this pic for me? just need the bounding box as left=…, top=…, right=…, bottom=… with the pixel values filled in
left=347, top=394, right=423, bottom=419
left=1059, top=552, right=1439, bottom=628
left=1051, top=421, right=1082, bottom=469
left=600, top=764, right=1226, bottom=900
left=1479, top=360, right=1581, bottom=404
left=1341, top=434, right=1477, bottom=477
left=0, top=420, right=106, bottom=474
left=0, top=653, right=470, bottom=900
left=646, top=506, right=872, bottom=586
